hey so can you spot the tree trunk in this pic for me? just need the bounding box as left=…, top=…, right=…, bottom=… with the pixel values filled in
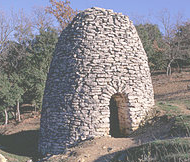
left=16, top=100, right=21, bottom=122
left=176, top=61, right=182, bottom=73
left=34, top=105, right=37, bottom=112
left=4, top=108, right=8, bottom=125
left=11, top=111, right=16, bottom=120
left=166, top=64, right=171, bottom=76
left=166, top=59, right=173, bottom=76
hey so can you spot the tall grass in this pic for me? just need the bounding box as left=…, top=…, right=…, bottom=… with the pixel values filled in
left=112, top=138, right=190, bottom=162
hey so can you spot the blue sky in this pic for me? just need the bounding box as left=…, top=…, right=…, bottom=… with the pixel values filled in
left=0, top=0, right=190, bottom=24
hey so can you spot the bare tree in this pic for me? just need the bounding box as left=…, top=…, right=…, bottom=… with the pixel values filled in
left=32, top=6, right=55, bottom=31
left=4, top=108, right=8, bottom=125
left=130, top=11, right=154, bottom=25
left=158, top=9, right=187, bottom=76
left=0, top=10, right=16, bottom=68
left=14, top=9, right=33, bottom=43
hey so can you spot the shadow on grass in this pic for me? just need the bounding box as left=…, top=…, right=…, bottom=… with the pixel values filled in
left=0, top=130, right=40, bottom=161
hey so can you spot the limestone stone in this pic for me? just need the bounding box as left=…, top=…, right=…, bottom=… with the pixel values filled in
left=38, top=7, right=154, bottom=155
left=0, top=154, right=7, bottom=162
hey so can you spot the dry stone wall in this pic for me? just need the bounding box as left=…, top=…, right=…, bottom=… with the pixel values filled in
left=38, top=7, right=155, bottom=155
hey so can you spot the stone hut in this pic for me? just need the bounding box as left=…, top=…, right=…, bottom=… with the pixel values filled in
left=39, top=7, right=154, bottom=155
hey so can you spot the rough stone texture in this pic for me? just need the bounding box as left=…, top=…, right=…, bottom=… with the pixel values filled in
left=0, top=154, right=7, bottom=162
left=38, top=7, right=154, bottom=155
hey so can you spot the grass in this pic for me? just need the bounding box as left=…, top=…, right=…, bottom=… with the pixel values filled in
left=112, top=138, right=190, bottom=162
left=182, top=100, right=190, bottom=110
left=156, top=100, right=190, bottom=137
left=156, top=101, right=181, bottom=116
left=170, top=115, right=190, bottom=137
left=157, top=99, right=190, bottom=113
left=0, top=149, right=30, bottom=162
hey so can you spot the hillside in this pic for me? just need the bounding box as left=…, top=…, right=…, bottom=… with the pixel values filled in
left=0, top=71, right=190, bottom=162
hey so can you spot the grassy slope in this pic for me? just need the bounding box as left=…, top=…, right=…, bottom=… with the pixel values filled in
left=0, top=150, right=30, bottom=162
left=113, top=138, right=190, bottom=162
left=113, top=97, right=190, bottom=161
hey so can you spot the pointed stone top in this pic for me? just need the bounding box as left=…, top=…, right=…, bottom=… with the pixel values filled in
left=83, top=7, right=114, bottom=14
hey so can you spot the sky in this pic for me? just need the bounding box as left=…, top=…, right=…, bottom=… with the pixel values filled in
left=0, top=0, right=190, bottom=25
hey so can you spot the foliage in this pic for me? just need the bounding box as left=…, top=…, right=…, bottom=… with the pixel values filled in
left=136, top=24, right=166, bottom=71
left=0, top=9, right=33, bottom=119
left=46, top=0, right=78, bottom=29
left=136, top=20, right=190, bottom=74
left=174, top=22, right=190, bottom=65
left=0, top=73, right=12, bottom=111
left=0, top=73, right=24, bottom=115
left=23, top=28, right=58, bottom=109
left=158, top=10, right=190, bottom=75
left=0, top=7, right=58, bottom=120
left=113, top=99, right=190, bottom=162
left=0, top=42, right=26, bottom=111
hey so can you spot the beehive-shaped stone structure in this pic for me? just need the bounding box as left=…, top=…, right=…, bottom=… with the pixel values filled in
left=39, top=7, right=154, bottom=155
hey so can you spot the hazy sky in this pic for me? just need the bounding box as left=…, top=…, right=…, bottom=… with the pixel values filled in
left=0, top=0, right=190, bottom=25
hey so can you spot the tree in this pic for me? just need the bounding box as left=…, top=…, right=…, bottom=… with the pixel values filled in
left=174, top=22, right=190, bottom=66
left=23, top=28, right=58, bottom=109
left=0, top=72, right=11, bottom=124
left=0, top=9, right=33, bottom=123
left=0, top=72, right=24, bottom=124
left=136, top=23, right=165, bottom=72
left=46, top=0, right=78, bottom=30
left=0, top=10, right=16, bottom=52
left=158, top=9, right=187, bottom=75
left=0, top=8, right=59, bottom=123
left=1, top=41, right=27, bottom=122
left=32, top=6, right=55, bottom=31
left=0, top=10, right=18, bottom=71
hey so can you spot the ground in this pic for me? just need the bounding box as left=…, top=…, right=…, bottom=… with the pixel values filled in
left=152, top=71, right=190, bottom=101
left=1, top=71, right=190, bottom=162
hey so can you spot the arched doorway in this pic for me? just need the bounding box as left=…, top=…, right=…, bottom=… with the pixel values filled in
left=109, top=93, right=130, bottom=137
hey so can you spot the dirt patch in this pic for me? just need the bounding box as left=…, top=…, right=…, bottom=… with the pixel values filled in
left=0, top=112, right=40, bottom=135
left=47, top=137, right=136, bottom=162
left=0, top=113, right=40, bottom=161
left=152, top=71, right=190, bottom=101
left=172, top=103, right=190, bottom=114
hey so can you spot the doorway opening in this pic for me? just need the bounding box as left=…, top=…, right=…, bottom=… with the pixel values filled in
left=109, top=93, right=130, bottom=137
